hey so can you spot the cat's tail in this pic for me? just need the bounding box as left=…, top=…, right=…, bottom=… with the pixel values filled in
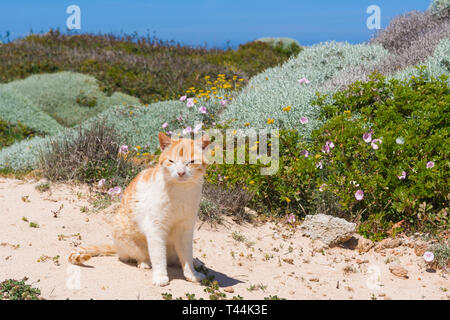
left=68, top=244, right=117, bottom=265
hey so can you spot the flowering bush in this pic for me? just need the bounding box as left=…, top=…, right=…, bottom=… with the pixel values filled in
left=313, top=71, right=449, bottom=239
left=207, top=130, right=329, bottom=217
left=208, top=71, right=449, bottom=240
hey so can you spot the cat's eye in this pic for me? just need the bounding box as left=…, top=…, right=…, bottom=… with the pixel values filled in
left=168, top=160, right=174, bottom=163
left=187, top=160, right=195, bottom=165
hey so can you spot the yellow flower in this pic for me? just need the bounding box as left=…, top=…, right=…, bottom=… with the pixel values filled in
left=232, top=130, right=237, bottom=135
left=249, top=180, right=255, bottom=185
left=285, top=197, right=291, bottom=203
left=244, top=122, right=250, bottom=127
left=267, top=119, right=275, bottom=125
left=283, top=106, right=292, bottom=112
left=315, top=154, right=321, bottom=159
left=136, top=146, right=141, bottom=150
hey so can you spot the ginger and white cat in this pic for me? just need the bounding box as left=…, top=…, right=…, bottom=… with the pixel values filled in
left=68, top=132, right=211, bottom=286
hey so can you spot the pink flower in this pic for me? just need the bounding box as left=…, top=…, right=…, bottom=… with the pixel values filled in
left=180, top=95, right=187, bottom=102
left=300, top=150, right=309, bottom=158
left=183, top=126, right=193, bottom=135
left=287, top=214, right=296, bottom=224
left=319, top=183, right=327, bottom=192
left=162, top=122, right=169, bottom=129
left=300, top=117, right=309, bottom=124
left=193, top=123, right=203, bottom=133
left=198, top=106, right=207, bottom=114
left=363, top=130, right=373, bottom=143
left=426, top=161, right=435, bottom=169
left=423, top=251, right=434, bottom=262
left=371, top=138, right=382, bottom=150
left=167, top=131, right=173, bottom=136
left=316, top=161, right=323, bottom=169
left=177, top=115, right=184, bottom=122
left=118, top=145, right=129, bottom=154
left=322, top=144, right=330, bottom=154
left=218, top=174, right=223, bottom=182
left=98, top=179, right=106, bottom=188
left=186, top=98, right=195, bottom=108
left=322, top=141, right=335, bottom=153
left=108, top=186, right=122, bottom=198
left=355, top=190, right=364, bottom=201
left=298, top=78, right=310, bottom=84
left=398, top=171, right=407, bottom=180
left=350, top=181, right=360, bottom=187
left=220, top=99, right=227, bottom=106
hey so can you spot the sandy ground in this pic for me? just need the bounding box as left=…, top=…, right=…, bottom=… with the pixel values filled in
left=0, top=177, right=448, bottom=300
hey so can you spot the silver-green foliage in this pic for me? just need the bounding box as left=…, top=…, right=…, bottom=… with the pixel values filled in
left=429, top=0, right=450, bottom=13
left=3, top=72, right=140, bottom=127
left=219, top=42, right=388, bottom=137
left=0, top=87, right=64, bottom=135
left=393, top=38, right=450, bottom=80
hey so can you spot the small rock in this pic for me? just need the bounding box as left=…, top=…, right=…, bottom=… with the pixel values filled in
left=356, top=259, right=369, bottom=265
left=357, top=237, right=374, bottom=253
left=300, top=214, right=356, bottom=247
left=309, top=278, right=319, bottom=282
left=389, top=265, right=408, bottom=278
left=223, top=286, right=234, bottom=293
left=282, top=258, right=294, bottom=265
left=375, top=238, right=402, bottom=252
left=414, top=241, right=428, bottom=257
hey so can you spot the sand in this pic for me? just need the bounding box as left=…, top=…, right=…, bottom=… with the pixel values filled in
left=0, top=177, right=448, bottom=300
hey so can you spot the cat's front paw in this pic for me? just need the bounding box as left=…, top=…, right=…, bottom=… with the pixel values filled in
left=152, top=274, right=170, bottom=287
left=185, top=271, right=206, bottom=283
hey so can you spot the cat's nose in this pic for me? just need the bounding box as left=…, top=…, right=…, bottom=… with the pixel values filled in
left=177, top=171, right=186, bottom=177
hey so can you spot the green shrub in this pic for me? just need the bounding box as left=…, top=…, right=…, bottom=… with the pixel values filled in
left=0, top=278, right=42, bottom=300
left=3, top=72, right=140, bottom=127
left=208, top=71, right=449, bottom=240
left=0, top=86, right=63, bottom=135
left=207, top=130, right=322, bottom=217
left=313, top=71, right=449, bottom=239
left=0, top=119, right=38, bottom=149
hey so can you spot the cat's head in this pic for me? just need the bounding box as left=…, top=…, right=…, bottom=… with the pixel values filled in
left=157, top=132, right=211, bottom=183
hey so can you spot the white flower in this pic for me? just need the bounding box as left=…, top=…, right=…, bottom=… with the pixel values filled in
left=423, top=251, right=434, bottom=263
left=396, top=137, right=405, bottom=145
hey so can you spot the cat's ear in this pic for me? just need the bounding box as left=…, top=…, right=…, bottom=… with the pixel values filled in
left=198, top=134, right=211, bottom=150
left=158, top=132, right=172, bottom=151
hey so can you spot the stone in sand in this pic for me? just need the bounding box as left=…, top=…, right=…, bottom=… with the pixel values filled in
left=389, top=265, right=408, bottom=278
left=300, top=214, right=356, bottom=247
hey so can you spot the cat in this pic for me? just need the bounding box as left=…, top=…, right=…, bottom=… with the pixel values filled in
left=68, top=132, right=211, bottom=286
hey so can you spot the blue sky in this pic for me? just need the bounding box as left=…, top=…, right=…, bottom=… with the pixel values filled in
left=0, top=0, right=431, bottom=47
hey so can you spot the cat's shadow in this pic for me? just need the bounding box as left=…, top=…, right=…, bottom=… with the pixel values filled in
left=167, top=261, right=244, bottom=287
left=118, top=258, right=243, bottom=287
